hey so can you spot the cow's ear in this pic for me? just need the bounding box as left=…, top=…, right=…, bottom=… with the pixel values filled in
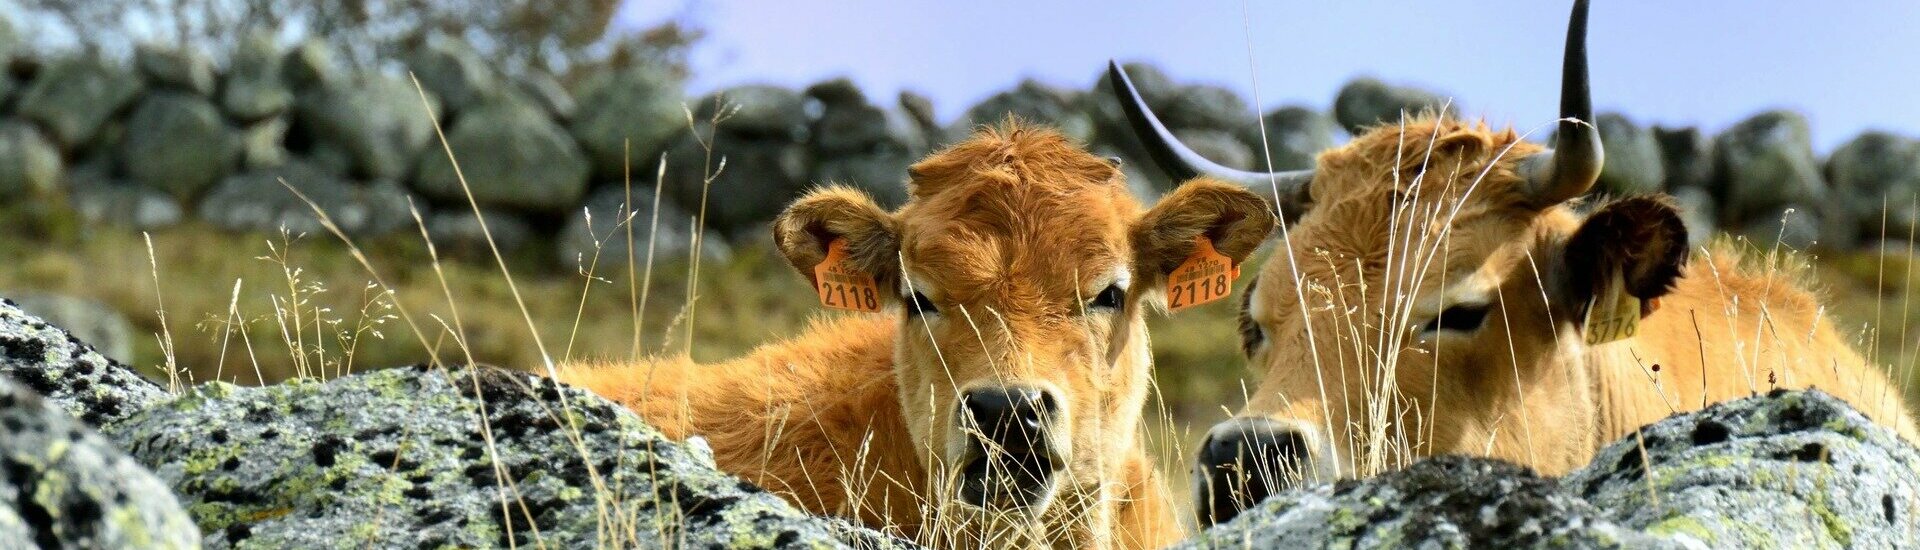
left=773, top=186, right=902, bottom=291
left=1133, top=178, right=1278, bottom=288
left=1560, top=196, right=1690, bottom=310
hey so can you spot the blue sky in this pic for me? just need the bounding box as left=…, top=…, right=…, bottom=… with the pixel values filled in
left=617, top=2, right=1920, bottom=152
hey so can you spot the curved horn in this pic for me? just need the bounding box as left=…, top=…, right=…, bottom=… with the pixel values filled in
left=1108, top=60, right=1315, bottom=221
left=1521, top=0, right=1604, bottom=206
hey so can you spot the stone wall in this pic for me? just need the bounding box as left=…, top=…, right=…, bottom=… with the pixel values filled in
left=2, top=25, right=1914, bottom=268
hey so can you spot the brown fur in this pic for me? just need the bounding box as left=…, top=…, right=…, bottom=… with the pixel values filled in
left=560, top=122, right=1273, bottom=548
left=1237, top=115, right=1920, bottom=481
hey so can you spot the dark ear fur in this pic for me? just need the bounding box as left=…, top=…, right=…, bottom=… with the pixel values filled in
left=771, top=186, right=902, bottom=292
left=1133, top=178, right=1278, bottom=284
left=1561, top=195, right=1690, bottom=307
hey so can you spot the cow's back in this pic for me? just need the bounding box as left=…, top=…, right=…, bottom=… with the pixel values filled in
left=1591, top=246, right=1920, bottom=446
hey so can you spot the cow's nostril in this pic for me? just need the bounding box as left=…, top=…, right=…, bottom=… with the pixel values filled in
left=1195, top=420, right=1316, bottom=527
left=960, top=385, right=1055, bottom=450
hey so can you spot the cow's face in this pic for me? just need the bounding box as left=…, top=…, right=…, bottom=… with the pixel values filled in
left=1198, top=118, right=1690, bottom=525
left=774, top=124, right=1273, bottom=531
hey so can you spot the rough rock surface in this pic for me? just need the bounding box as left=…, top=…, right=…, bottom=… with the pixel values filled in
left=806, top=78, right=922, bottom=208
left=0, top=376, right=200, bottom=549
left=1827, top=131, right=1920, bottom=241
left=198, top=161, right=416, bottom=237
left=1565, top=389, right=1920, bottom=548
left=556, top=185, right=732, bottom=271
left=1332, top=77, right=1454, bottom=136
left=659, top=124, right=809, bottom=240
left=0, top=119, right=61, bottom=199
left=121, top=92, right=238, bottom=200
left=1181, top=456, right=1664, bottom=549
left=294, top=74, right=440, bottom=181
left=107, top=365, right=909, bottom=549
left=569, top=66, right=687, bottom=179
left=406, top=38, right=499, bottom=115
left=424, top=208, right=534, bottom=259
left=0, top=298, right=168, bottom=428
left=1712, top=110, right=1826, bottom=227
left=3, top=293, right=135, bottom=366
left=1655, top=126, right=1715, bottom=191
left=221, top=32, right=292, bottom=122
left=1236, top=105, right=1336, bottom=173
left=1594, top=113, right=1665, bottom=196
left=953, top=79, right=1091, bottom=144
left=134, top=45, right=215, bottom=96
left=412, top=97, right=590, bottom=212
left=16, top=58, right=145, bottom=148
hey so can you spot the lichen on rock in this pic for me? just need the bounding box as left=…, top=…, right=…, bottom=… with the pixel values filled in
left=0, top=376, right=200, bottom=548
left=0, top=298, right=169, bottom=428
left=1564, top=389, right=1920, bottom=548
left=105, top=364, right=912, bottom=549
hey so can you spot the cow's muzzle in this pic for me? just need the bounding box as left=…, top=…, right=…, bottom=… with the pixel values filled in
left=1193, top=417, right=1330, bottom=526
left=952, top=385, right=1065, bottom=510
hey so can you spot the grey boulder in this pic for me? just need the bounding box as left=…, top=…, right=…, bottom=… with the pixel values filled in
left=413, top=97, right=590, bottom=212
left=0, top=376, right=200, bottom=549
left=1236, top=106, right=1336, bottom=172
left=953, top=79, right=1091, bottom=144
left=295, top=73, right=441, bottom=180
left=1333, top=77, right=1454, bottom=135
left=659, top=124, right=809, bottom=240
left=120, top=92, right=238, bottom=200
left=221, top=32, right=292, bottom=121
left=0, top=298, right=169, bottom=428
left=1181, top=455, right=1662, bottom=549
left=1827, top=131, right=1920, bottom=242
left=0, top=120, right=61, bottom=199
left=16, top=57, right=145, bottom=148
left=1711, top=110, right=1826, bottom=227
left=3, top=292, right=134, bottom=366
left=405, top=38, right=499, bottom=114
left=198, top=161, right=416, bottom=237
left=699, top=84, right=809, bottom=140
left=1594, top=113, right=1665, bottom=196
left=424, top=208, right=533, bottom=259
left=281, top=38, right=345, bottom=91
left=570, top=66, right=688, bottom=179
left=1565, top=389, right=1920, bottom=548
left=134, top=45, right=215, bottom=96
left=1654, top=126, right=1714, bottom=191
left=105, top=365, right=907, bottom=549
left=556, top=185, right=733, bottom=272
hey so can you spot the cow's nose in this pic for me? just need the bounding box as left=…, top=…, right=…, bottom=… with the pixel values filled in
left=960, top=385, right=1057, bottom=451
left=1194, top=417, right=1314, bottom=526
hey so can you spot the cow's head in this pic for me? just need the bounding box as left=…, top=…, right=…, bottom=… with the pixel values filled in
left=1119, top=0, right=1688, bottom=526
left=772, top=123, right=1274, bottom=534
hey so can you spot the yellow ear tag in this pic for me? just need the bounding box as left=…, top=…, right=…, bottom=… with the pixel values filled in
left=1582, top=271, right=1640, bottom=345
left=1167, top=236, right=1240, bottom=312
left=814, top=239, right=881, bottom=313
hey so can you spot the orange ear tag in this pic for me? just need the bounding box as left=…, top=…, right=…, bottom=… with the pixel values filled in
left=1166, top=236, right=1240, bottom=312
left=814, top=239, right=882, bottom=313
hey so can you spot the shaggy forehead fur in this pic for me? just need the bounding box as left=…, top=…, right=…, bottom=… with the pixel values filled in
left=897, top=122, right=1140, bottom=310
left=1260, top=116, right=1556, bottom=303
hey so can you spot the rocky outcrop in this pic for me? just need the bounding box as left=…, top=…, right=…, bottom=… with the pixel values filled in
left=1332, top=77, right=1453, bottom=135
left=0, top=376, right=200, bottom=548
left=1566, top=389, right=1920, bottom=548
left=412, top=97, right=590, bottom=212
left=1187, top=389, right=1920, bottom=548
left=0, top=299, right=168, bottom=428
left=16, top=57, right=144, bottom=149
left=106, top=365, right=909, bottom=549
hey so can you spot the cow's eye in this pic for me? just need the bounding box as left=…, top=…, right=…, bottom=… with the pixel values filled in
left=1422, top=303, right=1489, bottom=334
left=1087, top=285, right=1125, bottom=311
left=908, top=291, right=939, bottom=316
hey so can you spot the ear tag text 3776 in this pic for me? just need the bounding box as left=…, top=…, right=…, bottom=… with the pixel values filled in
left=1167, top=236, right=1239, bottom=312
left=1582, top=271, right=1639, bottom=345
left=814, top=239, right=881, bottom=312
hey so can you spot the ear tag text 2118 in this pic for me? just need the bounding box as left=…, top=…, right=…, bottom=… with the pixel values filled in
left=814, top=239, right=882, bottom=312
left=1167, top=236, right=1239, bottom=312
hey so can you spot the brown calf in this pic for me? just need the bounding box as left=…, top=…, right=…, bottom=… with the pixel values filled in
left=559, top=123, right=1276, bottom=547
